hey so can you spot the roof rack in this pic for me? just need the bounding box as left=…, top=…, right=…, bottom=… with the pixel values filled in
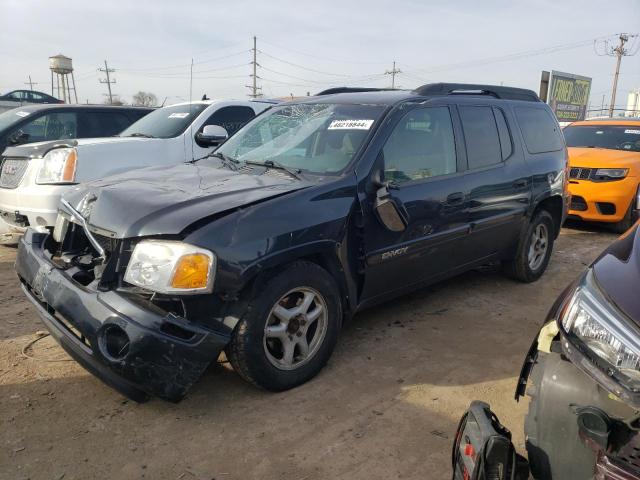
left=315, top=87, right=399, bottom=96
left=414, top=83, right=540, bottom=102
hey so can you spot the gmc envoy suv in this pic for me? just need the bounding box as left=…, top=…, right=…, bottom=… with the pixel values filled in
left=15, top=84, right=569, bottom=401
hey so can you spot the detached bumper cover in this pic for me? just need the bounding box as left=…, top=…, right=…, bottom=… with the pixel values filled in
left=15, top=229, right=230, bottom=402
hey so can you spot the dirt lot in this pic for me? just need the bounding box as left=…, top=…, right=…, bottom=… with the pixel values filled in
left=0, top=224, right=616, bottom=480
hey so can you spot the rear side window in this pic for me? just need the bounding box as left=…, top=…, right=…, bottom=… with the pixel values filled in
left=514, top=107, right=563, bottom=154
left=79, top=112, right=132, bottom=137
left=202, top=106, right=256, bottom=136
left=459, top=105, right=502, bottom=169
left=493, top=107, right=513, bottom=160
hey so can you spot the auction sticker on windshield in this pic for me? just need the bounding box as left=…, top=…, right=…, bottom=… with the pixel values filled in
left=328, top=119, right=374, bottom=130
left=168, top=112, right=190, bottom=119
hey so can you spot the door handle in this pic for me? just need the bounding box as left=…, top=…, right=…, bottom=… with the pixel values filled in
left=446, top=192, right=465, bottom=205
left=513, top=179, right=528, bottom=188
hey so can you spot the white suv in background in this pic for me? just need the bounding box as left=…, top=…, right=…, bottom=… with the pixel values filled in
left=0, top=99, right=275, bottom=243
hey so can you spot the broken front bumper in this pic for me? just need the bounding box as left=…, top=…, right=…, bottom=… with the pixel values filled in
left=15, top=229, right=230, bottom=402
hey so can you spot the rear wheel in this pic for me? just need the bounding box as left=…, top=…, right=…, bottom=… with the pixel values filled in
left=503, top=210, right=555, bottom=283
left=226, top=261, right=341, bottom=391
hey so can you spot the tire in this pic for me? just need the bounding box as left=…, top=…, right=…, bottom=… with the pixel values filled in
left=226, top=260, right=341, bottom=391
left=503, top=210, right=555, bottom=283
left=612, top=201, right=637, bottom=234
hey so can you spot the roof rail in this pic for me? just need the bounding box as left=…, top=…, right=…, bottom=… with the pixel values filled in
left=315, top=87, right=399, bottom=96
left=414, top=83, right=540, bottom=102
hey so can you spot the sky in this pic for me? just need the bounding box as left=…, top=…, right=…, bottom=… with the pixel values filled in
left=0, top=0, right=639, bottom=112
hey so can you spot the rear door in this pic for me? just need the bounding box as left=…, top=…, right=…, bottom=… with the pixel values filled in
left=458, top=104, right=531, bottom=261
left=361, top=105, right=470, bottom=301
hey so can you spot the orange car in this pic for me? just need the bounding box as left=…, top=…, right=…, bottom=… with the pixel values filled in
left=563, top=119, right=640, bottom=232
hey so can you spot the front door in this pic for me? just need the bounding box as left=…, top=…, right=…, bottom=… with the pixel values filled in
left=361, top=105, right=470, bottom=302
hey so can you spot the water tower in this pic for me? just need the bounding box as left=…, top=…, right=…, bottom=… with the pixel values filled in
left=49, top=54, right=78, bottom=103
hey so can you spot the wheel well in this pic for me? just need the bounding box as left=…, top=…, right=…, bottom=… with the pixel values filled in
left=534, top=196, right=563, bottom=238
left=247, top=253, right=352, bottom=324
left=300, top=253, right=352, bottom=321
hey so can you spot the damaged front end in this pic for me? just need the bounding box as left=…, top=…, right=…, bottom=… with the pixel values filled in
left=15, top=200, right=232, bottom=402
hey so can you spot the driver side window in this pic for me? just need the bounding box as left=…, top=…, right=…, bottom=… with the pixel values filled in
left=383, top=107, right=457, bottom=184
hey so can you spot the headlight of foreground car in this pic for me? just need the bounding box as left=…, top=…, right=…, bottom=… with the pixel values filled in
left=560, top=269, right=640, bottom=385
left=594, top=168, right=628, bottom=180
left=36, top=147, right=77, bottom=184
left=124, top=240, right=215, bottom=294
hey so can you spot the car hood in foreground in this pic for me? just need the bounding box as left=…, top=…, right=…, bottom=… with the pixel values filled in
left=63, top=160, right=312, bottom=238
left=592, top=223, right=640, bottom=323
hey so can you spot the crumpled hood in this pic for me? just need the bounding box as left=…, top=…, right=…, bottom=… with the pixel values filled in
left=592, top=223, right=640, bottom=323
left=63, top=160, right=311, bottom=238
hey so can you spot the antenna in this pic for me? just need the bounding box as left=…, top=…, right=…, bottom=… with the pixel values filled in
left=189, top=58, right=195, bottom=161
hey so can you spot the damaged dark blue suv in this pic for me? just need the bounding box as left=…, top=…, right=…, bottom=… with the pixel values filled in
left=15, top=84, right=569, bottom=402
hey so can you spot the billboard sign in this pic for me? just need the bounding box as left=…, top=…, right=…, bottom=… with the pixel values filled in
left=541, top=70, right=592, bottom=122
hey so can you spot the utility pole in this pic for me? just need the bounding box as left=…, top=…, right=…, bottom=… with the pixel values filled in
left=246, top=36, right=262, bottom=98
left=98, top=60, right=116, bottom=104
left=24, top=76, right=39, bottom=91
left=604, top=33, right=638, bottom=117
left=385, top=61, right=402, bottom=89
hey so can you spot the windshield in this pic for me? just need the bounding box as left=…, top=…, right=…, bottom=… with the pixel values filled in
left=0, top=108, right=31, bottom=132
left=119, top=103, right=208, bottom=138
left=216, top=103, right=386, bottom=174
left=564, top=125, right=640, bottom=152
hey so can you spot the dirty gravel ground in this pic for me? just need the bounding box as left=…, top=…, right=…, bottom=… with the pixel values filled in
left=0, top=224, right=617, bottom=480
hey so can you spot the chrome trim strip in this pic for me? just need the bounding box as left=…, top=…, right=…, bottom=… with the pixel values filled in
left=60, top=198, right=106, bottom=262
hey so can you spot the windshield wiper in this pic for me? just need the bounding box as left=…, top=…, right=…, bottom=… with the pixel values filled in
left=127, top=133, right=155, bottom=138
left=188, top=151, right=239, bottom=170
left=245, top=159, right=303, bottom=180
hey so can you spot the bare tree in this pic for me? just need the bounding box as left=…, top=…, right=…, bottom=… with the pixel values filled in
left=132, top=91, right=158, bottom=107
left=103, top=95, right=126, bottom=106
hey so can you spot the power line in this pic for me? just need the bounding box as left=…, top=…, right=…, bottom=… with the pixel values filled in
left=258, top=50, right=357, bottom=77
left=118, top=50, right=249, bottom=73
left=407, top=33, right=622, bottom=75
left=98, top=60, right=116, bottom=104
left=259, top=40, right=390, bottom=65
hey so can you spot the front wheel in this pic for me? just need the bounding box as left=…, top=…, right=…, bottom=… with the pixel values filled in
left=503, top=210, right=555, bottom=283
left=226, top=261, right=341, bottom=391
left=612, top=201, right=638, bottom=234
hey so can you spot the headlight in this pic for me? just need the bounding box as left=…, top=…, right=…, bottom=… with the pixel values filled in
left=560, top=270, right=640, bottom=384
left=124, top=240, right=215, bottom=294
left=594, top=168, right=628, bottom=179
left=36, top=147, right=77, bottom=184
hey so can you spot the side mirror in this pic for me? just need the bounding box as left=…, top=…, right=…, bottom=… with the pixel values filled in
left=8, top=130, right=29, bottom=145
left=195, top=125, right=228, bottom=147
left=374, top=184, right=408, bottom=232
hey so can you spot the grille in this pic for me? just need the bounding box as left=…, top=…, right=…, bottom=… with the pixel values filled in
left=569, top=167, right=593, bottom=181
left=92, top=233, right=118, bottom=256
left=0, top=157, right=29, bottom=189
